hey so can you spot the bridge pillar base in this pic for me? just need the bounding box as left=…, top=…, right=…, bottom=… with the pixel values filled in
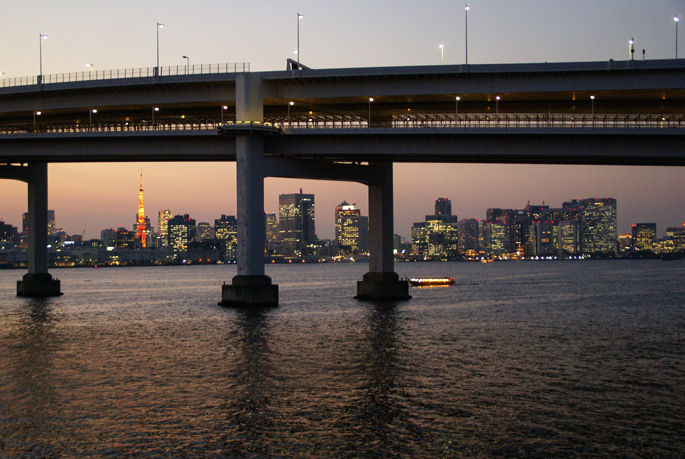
left=220, top=275, right=278, bottom=307
left=17, top=273, right=63, bottom=297
left=355, top=272, right=411, bottom=301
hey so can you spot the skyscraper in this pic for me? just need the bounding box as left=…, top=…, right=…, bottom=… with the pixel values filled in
left=631, top=223, right=656, bottom=252
left=458, top=218, right=479, bottom=255
left=197, top=222, right=212, bottom=242
left=265, top=212, right=279, bottom=251
left=215, top=215, right=238, bottom=259
left=279, top=190, right=316, bottom=256
left=579, top=198, right=618, bottom=254
left=435, top=197, right=452, bottom=216
left=168, top=214, right=196, bottom=253
left=558, top=220, right=580, bottom=255
left=158, top=210, right=172, bottom=248
left=335, top=201, right=368, bottom=255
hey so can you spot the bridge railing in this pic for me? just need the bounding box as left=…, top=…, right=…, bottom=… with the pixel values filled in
left=280, top=113, right=685, bottom=130
left=2, top=113, right=684, bottom=135
left=0, top=63, right=250, bottom=88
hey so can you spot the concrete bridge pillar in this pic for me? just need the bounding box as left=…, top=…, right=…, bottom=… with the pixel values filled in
left=17, top=162, right=61, bottom=297
left=221, top=74, right=278, bottom=307
left=356, top=162, right=410, bottom=301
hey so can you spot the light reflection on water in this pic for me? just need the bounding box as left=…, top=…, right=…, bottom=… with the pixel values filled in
left=1, top=260, right=684, bottom=457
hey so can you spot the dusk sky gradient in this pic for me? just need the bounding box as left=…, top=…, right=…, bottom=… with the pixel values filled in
left=1, top=0, right=683, bottom=239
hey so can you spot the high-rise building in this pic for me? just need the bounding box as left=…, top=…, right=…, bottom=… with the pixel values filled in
left=265, top=212, right=279, bottom=251
left=215, top=215, right=238, bottom=260
left=532, top=220, right=555, bottom=255
left=482, top=220, right=507, bottom=256
left=168, top=214, right=196, bottom=253
left=279, top=190, right=316, bottom=256
left=158, top=210, right=172, bottom=248
left=435, top=197, right=452, bottom=216
left=558, top=220, right=580, bottom=255
left=101, top=228, right=117, bottom=248
left=631, top=223, right=656, bottom=252
left=197, top=222, right=212, bottom=242
left=335, top=201, right=368, bottom=255
left=579, top=198, right=618, bottom=254
left=458, top=218, right=479, bottom=255
left=666, top=225, right=685, bottom=251
left=115, top=227, right=135, bottom=250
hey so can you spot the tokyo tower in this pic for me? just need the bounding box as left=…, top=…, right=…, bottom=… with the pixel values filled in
left=136, top=172, right=146, bottom=248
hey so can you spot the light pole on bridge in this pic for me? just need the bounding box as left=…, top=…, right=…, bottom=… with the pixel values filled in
left=33, top=111, right=41, bottom=131
left=157, top=23, right=165, bottom=76
left=296, top=13, right=303, bottom=63
left=86, top=63, right=94, bottom=79
left=221, top=105, right=227, bottom=123
left=629, top=38, right=634, bottom=60
left=89, top=109, right=97, bottom=129
left=288, top=101, right=294, bottom=124
left=39, top=34, right=48, bottom=82
left=465, top=4, right=470, bottom=65
left=183, top=56, right=189, bottom=74
left=456, top=96, right=460, bottom=118
left=495, top=96, right=500, bottom=114
left=676, top=16, right=680, bottom=59
left=439, top=44, right=444, bottom=65
left=368, top=98, right=373, bottom=126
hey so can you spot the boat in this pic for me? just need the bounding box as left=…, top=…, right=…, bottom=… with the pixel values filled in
left=406, top=277, right=455, bottom=287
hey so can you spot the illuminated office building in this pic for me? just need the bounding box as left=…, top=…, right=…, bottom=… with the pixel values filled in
left=666, top=225, right=685, bottom=251
left=168, top=214, right=196, bottom=253
left=158, top=210, right=173, bottom=248
left=197, top=222, right=212, bottom=242
left=435, top=197, right=452, bottom=216
left=558, top=220, right=580, bottom=255
left=631, top=223, right=656, bottom=252
left=458, top=218, right=479, bottom=255
left=265, top=212, right=279, bottom=251
left=579, top=198, right=618, bottom=254
left=335, top=201, right=368, bottom=255
left=279, top=190, right=316, bottom=256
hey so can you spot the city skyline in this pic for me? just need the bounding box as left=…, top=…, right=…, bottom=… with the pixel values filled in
left=1, top=1, right=684, bottom=239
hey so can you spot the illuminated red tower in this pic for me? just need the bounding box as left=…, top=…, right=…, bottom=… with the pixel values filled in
left=136, top=173, right=146, bottom=248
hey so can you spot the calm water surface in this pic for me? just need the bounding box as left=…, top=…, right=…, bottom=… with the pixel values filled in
left=1, top=260, right=684, bottom=458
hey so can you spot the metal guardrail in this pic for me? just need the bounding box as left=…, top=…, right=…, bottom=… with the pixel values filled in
left=1, top=113, right=684, bottom=135
left=0, top=63, right=250, bottom=88
left=281, top=113, right=685, bottom=130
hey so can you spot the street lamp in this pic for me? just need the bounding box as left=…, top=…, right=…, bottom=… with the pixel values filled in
left=1, top=71, right=5, bottom=87
left=456, top=96, right=460, bottom=118
left=629, top=38, right=634, bottom=60
left=34, top=111, right=41, bottom=130
left=152, top=107, right=159, bottom=125
left=297, top=13, right=304, bottom=63
left=221, top=105, right=227, bottom=122
left=676, top=16, right=680, bottom=59
left=39, top=34, right=48, bottom=82
left=157, top=23, right=165, bottom=75
left=465, top=5, right=470, bottom=64
left=495, top=96, right=500, bottom=114
left=182, top=55, right=189, bottom=74
left=89, top=109, right=97, bottom=129
left=439, top=44, right=444, bottom=65
left=368, top=97, right=374, bottom=126
left=590, top=95, right=595, bottom=116
left=288, top=101, right=294, bottom=123
left=86, top=63, right=94, bottom=79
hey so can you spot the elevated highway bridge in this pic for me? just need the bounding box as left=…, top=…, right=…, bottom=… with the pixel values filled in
left=1, top=59, right=684, bottom=303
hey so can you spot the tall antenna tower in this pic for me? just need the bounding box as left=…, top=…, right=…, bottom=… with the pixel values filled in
left=136, top=172, right=147, bottom=248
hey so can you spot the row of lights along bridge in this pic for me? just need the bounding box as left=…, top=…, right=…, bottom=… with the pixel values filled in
left=21, top=13, right=680, bottom=83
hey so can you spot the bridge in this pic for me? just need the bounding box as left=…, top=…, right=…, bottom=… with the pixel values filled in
left=1, top=59, right=684, bottom=304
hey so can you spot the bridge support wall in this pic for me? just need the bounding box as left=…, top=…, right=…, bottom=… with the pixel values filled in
left=221, top=74, right=277, bottom=307
left=14, top=163, right=62, bottom=297
left=356, top=162, right=410, bottom=301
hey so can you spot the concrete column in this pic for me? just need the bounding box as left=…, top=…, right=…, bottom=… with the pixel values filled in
left=17, top=162, right=61, bottom=297
left=221, top=74, right=277, bottom=307
left=356, top=162, right=410, bottom=301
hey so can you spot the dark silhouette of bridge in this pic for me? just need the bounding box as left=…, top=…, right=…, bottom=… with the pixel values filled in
left=1, top=59, right=684, bottom=304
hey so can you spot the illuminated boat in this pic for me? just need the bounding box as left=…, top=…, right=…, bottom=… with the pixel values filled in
left=406, top=277, right=455, bottom=286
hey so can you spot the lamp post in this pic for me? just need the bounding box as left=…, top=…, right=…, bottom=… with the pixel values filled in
left=455, top=96, right=460, bottom=118
left=439, top=44, right=444, bottom=65
left=297, top=13, right=303, bottom=63
left=86, top=63, right=94, bottom=79
left=39, top=34, right=48, bottom=82
left=1, top=72, right=5, bottom=87
left=34, top=111, right=41, bottom=130
left=288, top=101, right=294, bottom=124
left=465, top=5, right=470, bottom=64
left=495, top=96, right=500, bottom=114
left=676, top=16, right=680, bottom=59
left=629, top=38, right=634, bottom=60
left=221, top=105, right=227, bottom=123
left=89, top=109, right=97, bottom=130
left=152, top=107, right=159, bottom=126
left=368, top=97, right=373, bottom=126
left=183, top=55, right=189, bottom=74
left=157, top=23, right=165, bottom=75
